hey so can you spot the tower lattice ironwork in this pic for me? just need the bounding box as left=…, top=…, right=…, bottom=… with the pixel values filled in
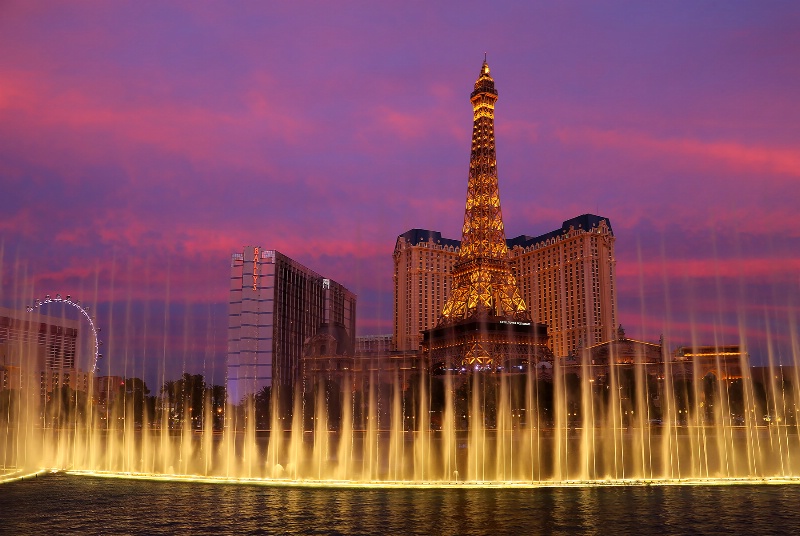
left=421, top=58, right=552, bottom=370
left=440, top=59, right=530, bottom=329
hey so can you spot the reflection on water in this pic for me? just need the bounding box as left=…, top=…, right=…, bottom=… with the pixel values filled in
left=2, top=474, right=800, bottom=535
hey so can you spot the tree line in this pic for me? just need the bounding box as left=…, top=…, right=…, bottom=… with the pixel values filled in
left=0, top=373, right=226, bottom=430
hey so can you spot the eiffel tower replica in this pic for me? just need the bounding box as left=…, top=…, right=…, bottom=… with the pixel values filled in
left=423, top=58, right=552, bottom=372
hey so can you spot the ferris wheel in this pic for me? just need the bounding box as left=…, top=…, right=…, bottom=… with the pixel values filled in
left=26, top=294, right=103, bottom=374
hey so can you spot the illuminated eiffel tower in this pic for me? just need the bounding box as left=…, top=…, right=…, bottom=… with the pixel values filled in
left=424, top=58, right=551, bottom=371
left=440, top=58, right=529, bottom=326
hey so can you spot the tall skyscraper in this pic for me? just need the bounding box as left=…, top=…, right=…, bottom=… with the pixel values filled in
left=227, top=247, right=356, bottom=410
left=422, top=59, right=551, bottom=370
left=394, top=61, right=617, bottom=358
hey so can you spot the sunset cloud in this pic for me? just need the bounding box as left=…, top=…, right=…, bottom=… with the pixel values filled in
left=556, top=127, right=800, bottom=178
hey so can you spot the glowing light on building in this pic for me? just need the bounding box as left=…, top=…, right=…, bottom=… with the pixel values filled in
left=440, top=58, right=529, bottom=335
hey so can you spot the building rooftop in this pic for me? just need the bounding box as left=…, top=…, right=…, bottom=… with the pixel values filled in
left=398, top=214, right=613, bottom=249
left=506, top=214, right=614, bottom=248
left=396, top=229, right=461, bottom=249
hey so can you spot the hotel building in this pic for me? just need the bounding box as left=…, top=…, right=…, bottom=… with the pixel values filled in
left=394, top=214, right=617, bottom=357
left=0, top=306, right=89, bottom=394
left=227, top=247, right=356, bottom=411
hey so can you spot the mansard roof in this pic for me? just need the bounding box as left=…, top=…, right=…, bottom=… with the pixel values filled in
left=396, top=229, right=461, bottom=249
left=397, top=214, right=613, bottom=250
left=506, top=214, right=614, bottom=248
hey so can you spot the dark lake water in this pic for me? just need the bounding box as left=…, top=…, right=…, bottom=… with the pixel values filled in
left=2, top=473, right=800, bottom=535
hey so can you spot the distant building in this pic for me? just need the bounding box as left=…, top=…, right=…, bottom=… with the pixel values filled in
left=302, top=322, right=356, bottom=391
left=0, top=306, right=79, bottom=372
left=95, top=375, right=126, bottom=406
left=226, top=247, right=356, bottom=414
left=567, top=330, right=745, bottom=384
left=0, top=365, right=19, bottom=391
left=302, top=328, right=418, bottom=432
left=0, top=306, right=85, bottom=393
left=304, top=333, right=416, bottom=389
left=673, top=345, right=744, bottom=381
left=40, top=369, right=91, bottom=397
left=355, top=334, right=393, bottom=356
left=393, top=215, right=616, bottom=357
left=569, top=327, right=664, bottom=382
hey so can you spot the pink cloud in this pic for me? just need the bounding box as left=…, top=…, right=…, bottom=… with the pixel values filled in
left=356, top=317, right=393, bottom=331
left=497, top=119, right=539, bottom=144
left=0, top=69, right=312, bottom=180
left=616, top=257, right=800, bottom=282
left=555, top=126, right=800, bottom=179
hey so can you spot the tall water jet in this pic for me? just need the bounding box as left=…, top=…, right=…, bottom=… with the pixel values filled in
left=579, top=349, right=596, bottom=480
left=413, top=370, right=430, bottom=481
left=440, top=373, right=457, bottom=481
left=362, top=373, right=378, bottom=481
left=334, top=374, right=353, bottom=480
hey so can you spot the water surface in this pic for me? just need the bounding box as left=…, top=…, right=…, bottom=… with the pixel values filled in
left=2, top=474, right=799, bottom=535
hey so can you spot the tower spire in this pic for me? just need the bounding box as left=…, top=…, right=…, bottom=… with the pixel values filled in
left=439, top=59, right=529, bottom=329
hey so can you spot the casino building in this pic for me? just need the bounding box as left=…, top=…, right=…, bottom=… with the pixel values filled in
left=0, top=305, right=89, bottom=395
left=394, top=59, right=617, bottom=360
left=394, top=216, right=616, bottom=358
left=227, top=247, right=356, bottom=413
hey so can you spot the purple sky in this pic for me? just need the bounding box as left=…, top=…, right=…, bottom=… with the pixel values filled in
left=2, top=1, right=799, bottom=386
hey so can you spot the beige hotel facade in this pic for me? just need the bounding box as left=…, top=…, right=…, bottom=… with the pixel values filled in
left=393, top=214, right=617, bottom=358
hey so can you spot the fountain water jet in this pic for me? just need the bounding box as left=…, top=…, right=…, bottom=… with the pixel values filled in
left=3, top=291, right=800, bottom=488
